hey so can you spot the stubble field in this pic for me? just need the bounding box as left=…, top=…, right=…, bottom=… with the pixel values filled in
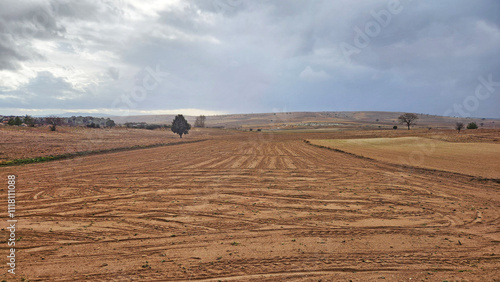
left=309, top=137, right=500, bottom=179
left=0, top=128, right=499, bottom=281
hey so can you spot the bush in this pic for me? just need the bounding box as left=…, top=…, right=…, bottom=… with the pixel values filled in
left=105, top=119, right=116, bottom=127
left=125, top=123, right=169, bottom=130
left=23, top=115, right=35, bottom=127
left=7, top=117, right=23, bottom=126
left=145, top=124, right=163, bottom=130
left=467, top=122, right=478, bottom=129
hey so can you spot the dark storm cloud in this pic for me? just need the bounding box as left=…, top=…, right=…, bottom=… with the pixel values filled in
left=2, top=71, right=79, bottom=107
left=0, top=0, right=63, bottom=70
left=0, top=35, right=34, bottom=70
left=1, top=70, right=125, bottom=111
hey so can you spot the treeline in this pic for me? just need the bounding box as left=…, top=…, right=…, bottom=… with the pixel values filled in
left=0, top=115, right=116, bottom=128
left=2, top=115, right=35, bottom=126
left=124, top=122, right=171, bottom=130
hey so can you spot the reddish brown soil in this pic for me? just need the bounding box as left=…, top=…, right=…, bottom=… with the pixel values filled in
left=0, top=127, right=218, bottom=163
left=0, top=130, right=498, bottom=281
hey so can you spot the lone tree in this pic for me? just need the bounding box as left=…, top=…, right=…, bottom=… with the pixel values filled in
left=398, top=113, right=418, bottom=130
left=194, top=115, right=206, bottom=128
left=467, top=122, right=478, bottom=129
left=171, top=114, right=191, bottom=138
left=455, top=122, right=464, bottom=133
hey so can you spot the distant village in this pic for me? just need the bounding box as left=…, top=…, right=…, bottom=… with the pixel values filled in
left=0, top=115, right=116, bottom=128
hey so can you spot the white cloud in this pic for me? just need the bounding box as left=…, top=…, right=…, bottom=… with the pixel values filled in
left=299, top=66, right=329, bottom=82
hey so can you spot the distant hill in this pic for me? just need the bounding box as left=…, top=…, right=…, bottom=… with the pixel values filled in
left=110, top=111, right=499, bottom=130
left=110, top=115, right=197, bottom=125
left=34, top=112, right=113, bottom=118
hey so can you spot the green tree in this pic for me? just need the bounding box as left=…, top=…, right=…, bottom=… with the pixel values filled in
left=171, top=114, right=191, bottom=138
left=105, top=118, right=116, bottom=128
left=13, top=116, right=22, bottom=126
left=398, top=113, right=418, bottom=130
left=466, top=122, right=478, bottom=129
left=23, top=115, right=35, bottom=127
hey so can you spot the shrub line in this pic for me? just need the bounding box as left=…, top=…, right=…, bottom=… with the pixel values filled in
left=0, top=139, right=207, bottom=167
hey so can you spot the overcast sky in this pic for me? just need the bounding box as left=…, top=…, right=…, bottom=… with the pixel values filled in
left=0, top=0, right=499, bottom=117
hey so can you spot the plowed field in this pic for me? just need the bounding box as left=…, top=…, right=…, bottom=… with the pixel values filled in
left=0, top=131, right=499, bottom=281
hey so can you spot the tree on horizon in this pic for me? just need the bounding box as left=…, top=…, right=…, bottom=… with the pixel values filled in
left=171, top=114, right=191, bottom=138
left=194, top=115, right=206, bottom=128
left=455, top=122, right=464, bottom=133
left=398, top=113, right=418, bottom=130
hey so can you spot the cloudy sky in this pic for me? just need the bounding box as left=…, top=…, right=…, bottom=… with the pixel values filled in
left=0, top=0, right=499, bottom=117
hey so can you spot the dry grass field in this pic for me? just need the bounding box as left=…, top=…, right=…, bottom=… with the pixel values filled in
left=309, top=137, right=500, bottom=179
left=0, top=127, right=499, bottom=281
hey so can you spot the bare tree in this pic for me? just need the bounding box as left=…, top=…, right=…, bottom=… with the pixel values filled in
left=194, top=115, right=206, bottom=128
left=455, top=122, right=464, bottom=133
left=45, top=116, right=63, bottom=131
left=398, top=113, right=418, bottom=130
